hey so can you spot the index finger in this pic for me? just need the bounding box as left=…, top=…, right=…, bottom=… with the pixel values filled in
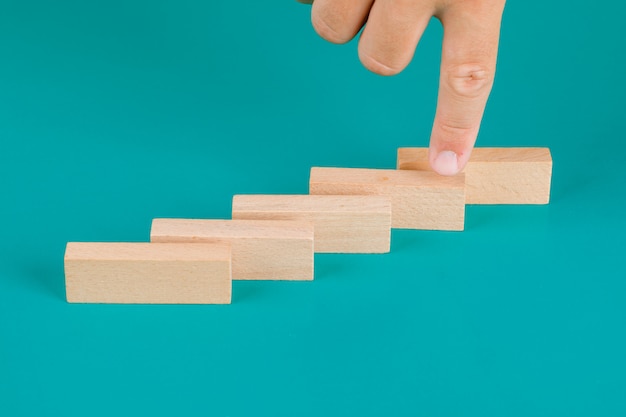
left=429, top=0, right=505, bottom=176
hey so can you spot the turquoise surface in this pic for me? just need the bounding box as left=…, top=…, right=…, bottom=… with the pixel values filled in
left=1, top=1, right=625, bottom=415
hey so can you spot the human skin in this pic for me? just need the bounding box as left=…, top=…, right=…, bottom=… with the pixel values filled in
left=297, top=0, right=506, bottom=176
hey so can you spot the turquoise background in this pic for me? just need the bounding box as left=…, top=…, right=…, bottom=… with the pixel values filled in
left=1, top=1, right=625, bottom=415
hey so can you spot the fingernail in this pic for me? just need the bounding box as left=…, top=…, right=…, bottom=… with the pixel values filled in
left=433, top=150, right=459, bottom=176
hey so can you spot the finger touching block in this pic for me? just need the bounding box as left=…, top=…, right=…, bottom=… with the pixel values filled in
left=151, top=219, right=314, bottom=281
left=232, top=195, right=391, bottom=253
left=64, top=242, right=231, bottom=304
left=309, top=167, right=465, bottom=231
left=397, top=147, right=552, bottom=204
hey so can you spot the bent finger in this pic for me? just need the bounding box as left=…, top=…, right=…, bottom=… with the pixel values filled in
left=358, top=0, right=435, bottom=75
left=311, top=0, right=374, bottom=44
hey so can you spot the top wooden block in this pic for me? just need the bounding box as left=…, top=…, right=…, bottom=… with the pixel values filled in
left=309, top=167, right=465, bottom=231
left=397, top=147, right=552, bottom=204
left=64, top=242, right=231, bottom=304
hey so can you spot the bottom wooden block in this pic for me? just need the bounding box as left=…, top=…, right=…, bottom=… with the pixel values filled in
left=150, top=219, right=314, bottom=281
left=64, top=242, right=232, bottom=304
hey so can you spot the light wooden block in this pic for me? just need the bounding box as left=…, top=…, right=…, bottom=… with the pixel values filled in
left=309, top=167, right=465, bottom=231
left=397, top=147, right=552, bottom=204
left=64, top=242, right=231, bottom=304
left=150, top=219, right=314, bottom=281
left=231, top=195, right=391, bottom=253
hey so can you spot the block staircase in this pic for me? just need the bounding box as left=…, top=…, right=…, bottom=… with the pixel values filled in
left=64, top=147, right=552, bottom=304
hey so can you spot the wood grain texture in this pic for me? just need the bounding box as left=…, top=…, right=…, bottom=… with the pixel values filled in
left=150, top=219, right=314, bottom=281
left=397, top=147, right=552, bottom=204
left=231, top=195, right=391, bottom=253
left=64, top=242, right=231, bottom=304
left=309, top=167, right=465, bottom=231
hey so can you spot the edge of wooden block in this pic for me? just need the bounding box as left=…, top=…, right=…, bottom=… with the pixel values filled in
left=309, top=166, right=465, bottom=189
left=397, top=147, right=553, bottom=168
left=232, top=194, right=392, bottom=214
left=150, top=219, right=315, bottom=241
left=64, top=242, right=231, bottom=262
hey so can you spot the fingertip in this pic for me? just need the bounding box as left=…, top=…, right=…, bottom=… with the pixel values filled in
left=430, top=150, right=460, bottom=176
left=429, top=120, right=478, bottom=176
left=429, top=146, right=473, bottom=176
left=358, top=49, right=404, bottom=76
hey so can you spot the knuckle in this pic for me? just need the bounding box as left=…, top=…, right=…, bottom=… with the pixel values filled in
left=437, top=121, right=475, bottom=139
left=311, top=13, right=353, bottom=44
left=433, top=118, right=479, bottom=150
left=444, top=63, right=494, bottom=99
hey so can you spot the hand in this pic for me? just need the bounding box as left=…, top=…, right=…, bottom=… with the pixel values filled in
left=297, top=0, right=506, bottom=176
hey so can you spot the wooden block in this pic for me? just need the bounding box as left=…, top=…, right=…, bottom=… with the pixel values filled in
left=309, top=167, right=465, bottom=231
left=150, top=219, right=314, bottom=281
left=64, top=242, right=231, bottom=304
left=232, top=195, right=391, bottom=253
left=397, top=147, right=552, bottom=204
